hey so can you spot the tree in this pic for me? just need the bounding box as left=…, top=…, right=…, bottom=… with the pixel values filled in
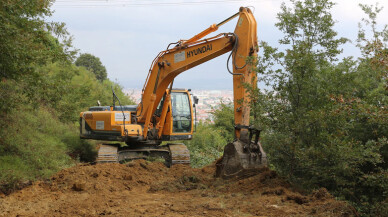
left=75, top=53, right=107, bottom=81
left=253, top=0, right=387, bottom=215
left=0, top=0, right=134, bottom=194
left=254, top=0, right=348, bottom=179
left=0, top=0, right=73, bottom=80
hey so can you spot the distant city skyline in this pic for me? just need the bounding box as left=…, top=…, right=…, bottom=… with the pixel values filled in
left=125, top=89, right=234, bottom=121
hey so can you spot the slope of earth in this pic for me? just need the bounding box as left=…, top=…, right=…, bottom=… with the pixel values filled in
left=0, top=160, right=357, bottom=217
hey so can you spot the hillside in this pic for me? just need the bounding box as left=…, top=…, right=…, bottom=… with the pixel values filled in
left=0, top=160, right=357, bottom=217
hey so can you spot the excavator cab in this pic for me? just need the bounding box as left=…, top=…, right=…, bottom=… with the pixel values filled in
left=154, top=89, right=195, bottom=140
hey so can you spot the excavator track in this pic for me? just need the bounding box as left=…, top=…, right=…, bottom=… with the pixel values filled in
left=96, top=144, right=119, bottom=163
left=96, top=143, right=190, bottom=167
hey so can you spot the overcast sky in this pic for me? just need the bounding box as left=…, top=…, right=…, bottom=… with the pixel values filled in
left=51, top=0, right=388, bottom=90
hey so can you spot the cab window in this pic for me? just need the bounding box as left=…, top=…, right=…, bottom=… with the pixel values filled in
left=155, top=94, right=165, bottom=117
left=171, top=92, right=191, bottom=133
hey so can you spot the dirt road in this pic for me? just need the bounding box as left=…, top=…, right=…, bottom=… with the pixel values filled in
left=0, top=160, right=357, bottom=216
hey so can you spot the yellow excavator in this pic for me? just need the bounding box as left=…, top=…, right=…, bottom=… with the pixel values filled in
left=79, top=7, right=267, bottom=179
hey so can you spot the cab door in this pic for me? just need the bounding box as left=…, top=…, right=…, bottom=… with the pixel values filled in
left=171, top=91, right=193, bottom=134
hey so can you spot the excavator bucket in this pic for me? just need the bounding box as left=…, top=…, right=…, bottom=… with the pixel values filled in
left=216, top=139, right=267, bottom=179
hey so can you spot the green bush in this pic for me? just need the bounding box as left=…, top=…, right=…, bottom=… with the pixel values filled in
left=32, top=62, right=134, bottom=122
left=186, top=122, right=228, bottom=168
left=0, top=63, right=132, bottom=193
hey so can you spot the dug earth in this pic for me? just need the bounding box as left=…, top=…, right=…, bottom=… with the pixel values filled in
left=0, top=160, right=357, bottom=216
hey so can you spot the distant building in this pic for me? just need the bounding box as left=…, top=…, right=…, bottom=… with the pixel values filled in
left=124, top=89, right=233, bottom=121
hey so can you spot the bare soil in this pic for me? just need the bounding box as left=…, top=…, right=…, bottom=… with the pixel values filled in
left=0, top=160, right=357, bottom=217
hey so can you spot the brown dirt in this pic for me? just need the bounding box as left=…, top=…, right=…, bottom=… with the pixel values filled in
left=0, top=160, right=357, bottom=217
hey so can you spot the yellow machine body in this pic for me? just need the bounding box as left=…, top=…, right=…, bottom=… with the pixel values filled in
left=80, top=89, right=194, bottom=143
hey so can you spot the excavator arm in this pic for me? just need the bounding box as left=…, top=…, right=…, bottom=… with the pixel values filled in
left=138, top=7, right=259, bottom=143
left=137, top=7, right=267, bottom=178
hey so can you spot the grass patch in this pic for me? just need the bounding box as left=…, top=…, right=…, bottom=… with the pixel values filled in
left=0, top=106, right=96, bottom=193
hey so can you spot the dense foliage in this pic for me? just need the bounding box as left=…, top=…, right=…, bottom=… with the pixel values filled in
left=185, top=102, right=234, bottom=168
left=185, top=122, right=228, bottom=168
left=0, top=0, right=133, bottom=193
left=0, top=0, right=74, bottom=79
left=250, top=0, right=387, bottom=215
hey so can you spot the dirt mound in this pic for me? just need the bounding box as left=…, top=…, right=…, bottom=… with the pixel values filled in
left=0, top=160, right=357, bottom=217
